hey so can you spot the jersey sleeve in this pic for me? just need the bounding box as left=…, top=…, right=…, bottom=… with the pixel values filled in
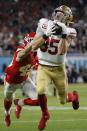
left=36, top=18, right=48, bottom=36
left=67, top=27, right=77, bottom=37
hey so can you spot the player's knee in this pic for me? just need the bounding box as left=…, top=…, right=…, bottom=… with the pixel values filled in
left=37, top=88, right=45, bottom=95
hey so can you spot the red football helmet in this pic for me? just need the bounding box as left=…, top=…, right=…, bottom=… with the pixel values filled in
left=24, top=32, right=36, bottom=46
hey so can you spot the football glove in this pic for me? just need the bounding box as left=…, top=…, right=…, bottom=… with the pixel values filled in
left=54, top=21, right=69, bottom=35
left=45, top=20, right=62, bottom=36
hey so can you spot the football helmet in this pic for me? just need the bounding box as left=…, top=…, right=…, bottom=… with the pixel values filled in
left=52, top=5, right=73, bottom=24
left=24, top=32, right=36, bottom=46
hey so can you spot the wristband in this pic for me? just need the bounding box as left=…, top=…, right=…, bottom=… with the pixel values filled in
left=61, top=34, right=67, bottom=39
left=42, top=34, right=48, bottom=40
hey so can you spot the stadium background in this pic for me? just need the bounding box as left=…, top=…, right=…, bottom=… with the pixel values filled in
left=0, top=0, right=87, bottom=84
left=0, top=1, right=87, bottom=131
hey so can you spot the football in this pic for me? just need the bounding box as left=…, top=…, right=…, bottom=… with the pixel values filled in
left=53, top=23, right=62, bottom=35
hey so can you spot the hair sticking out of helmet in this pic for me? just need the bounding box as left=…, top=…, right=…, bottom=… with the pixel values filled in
left=52, top=5, right=73, bottom=25
left=24, top=32, right=36, bottom=46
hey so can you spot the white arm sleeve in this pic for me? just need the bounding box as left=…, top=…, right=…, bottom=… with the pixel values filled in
left=67, top=27, right=77, bottom=37
left=36, top=18, right=49, bottom=36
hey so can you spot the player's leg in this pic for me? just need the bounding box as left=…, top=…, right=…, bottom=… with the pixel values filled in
left=14, top=98, right=39, bottom=118
left=61, top=67, right=79, bottom=109
left=14, top=98, right=39, bottom=106
left=53, top=65, right=67, bottom=104
left=14, top=78, right=39, bottom=118
left=53, top=65, right=79, bottom=109
left=37, top=65, right=50, bottom=130
left=4, top=82, right=17, bottom=127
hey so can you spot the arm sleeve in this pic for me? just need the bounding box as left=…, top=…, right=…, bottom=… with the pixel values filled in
left=67, top=27, right=77, bottom=37
left=36, top=18, right=48, bottom=36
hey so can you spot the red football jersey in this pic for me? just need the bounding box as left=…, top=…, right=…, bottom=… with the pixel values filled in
left=5, top=45, right=36, bottom=84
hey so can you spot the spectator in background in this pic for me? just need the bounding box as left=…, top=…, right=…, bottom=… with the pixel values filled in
left=0, top=0, right=86, bottom=56
left=2, top=63, right=7, bottom=73
left=0, top=0, right=87, bottom=85
left=79, top=67, right=87, bottom=82
left=70, top=64, right=78, bottom=83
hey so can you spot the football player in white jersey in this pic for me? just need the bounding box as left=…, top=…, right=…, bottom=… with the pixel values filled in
left=33, top=5, right=79, bottom=130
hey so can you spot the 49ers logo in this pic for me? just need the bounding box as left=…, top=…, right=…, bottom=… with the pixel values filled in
left=42, top=24, right=47, bottom=29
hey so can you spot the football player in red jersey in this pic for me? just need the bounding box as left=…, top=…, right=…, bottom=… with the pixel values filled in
left=4, top=21, right=64, bottom=127
left=4, top=32, right=40, bottom=127
left=4, top=24, right=58, bottom=127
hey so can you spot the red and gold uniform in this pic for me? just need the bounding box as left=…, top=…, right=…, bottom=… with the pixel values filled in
left=4, top=32, right=40, bottom=127
left=5, top=46, right=35, bottom=84
left=4, top=32, right=37, bottom=100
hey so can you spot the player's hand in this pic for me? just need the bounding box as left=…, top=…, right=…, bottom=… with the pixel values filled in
left=51, top=23, right=62, bottom=35
left=45, top=21, right=62, bottom=36
left=54, top=21, right=69, bottom=35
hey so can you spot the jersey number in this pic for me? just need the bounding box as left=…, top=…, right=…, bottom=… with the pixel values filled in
left=40, top=40, right=59, bottom=55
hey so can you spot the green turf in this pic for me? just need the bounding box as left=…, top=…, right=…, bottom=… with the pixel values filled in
left=0, top=83, right=87, bottom=131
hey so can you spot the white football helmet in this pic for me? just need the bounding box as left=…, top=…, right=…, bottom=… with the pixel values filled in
left=52, top=5, right=73, bottom=24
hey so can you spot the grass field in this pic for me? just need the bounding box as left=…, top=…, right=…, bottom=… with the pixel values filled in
left=0, top=83, right=87, bottom=131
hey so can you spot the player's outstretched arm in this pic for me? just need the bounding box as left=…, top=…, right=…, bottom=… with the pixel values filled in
left=16, top=44, right=32, bottom=62
left=31, top=35, right=47, bottom=50
left=16, top=35, right=46, bottom=62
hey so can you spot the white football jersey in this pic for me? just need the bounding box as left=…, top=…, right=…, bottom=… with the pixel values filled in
left=36, top=18, right=77, bottom=66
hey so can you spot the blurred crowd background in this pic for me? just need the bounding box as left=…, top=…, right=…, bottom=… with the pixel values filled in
left=0, top=0, right=87, bottom=83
